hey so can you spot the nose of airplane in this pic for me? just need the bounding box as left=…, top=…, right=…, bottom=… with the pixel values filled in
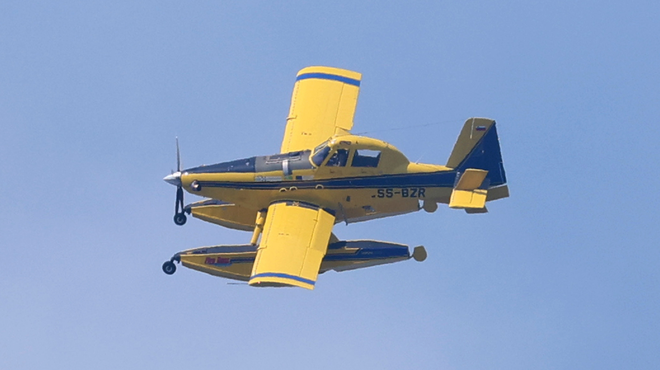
left=163, top=172, right=182, bottom=187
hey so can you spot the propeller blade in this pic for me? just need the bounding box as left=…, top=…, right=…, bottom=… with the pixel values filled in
left=170, top=137, right=187, bottom=226
left=176, top=137, right=181, bottom=172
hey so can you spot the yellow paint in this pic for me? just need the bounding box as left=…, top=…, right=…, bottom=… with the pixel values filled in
left=249, top=202, right=335, bottom=290
left=449, top=189, right=488, bottom=209
left=448, top=169, right=490, bottom=209
left=250, top=210, right=266, bottom=245
left=455, top=169, right=488, bottom=190
left=446, top=118, right=495, bottom=168
left=281, top=66, right=361, bottom=153
left=189, top=202, right=257, bottom=231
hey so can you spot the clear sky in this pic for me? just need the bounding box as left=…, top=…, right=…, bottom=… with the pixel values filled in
left=2, top=1, right=659, bottom=369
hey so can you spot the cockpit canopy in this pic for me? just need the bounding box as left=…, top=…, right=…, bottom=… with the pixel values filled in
left=184, top=135, right=409, bottom=176
left=309, top=135, right=408, bottom=172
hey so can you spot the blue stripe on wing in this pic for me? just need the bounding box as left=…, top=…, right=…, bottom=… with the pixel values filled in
left=296, top=72, right=360, bottom=87
left=249, top=272, right=316, bottom=286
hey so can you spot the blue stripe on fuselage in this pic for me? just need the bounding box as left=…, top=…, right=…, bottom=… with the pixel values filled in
left=196, top=171, right=465, bottom=191
left=296, top=72, right=361, bottom=87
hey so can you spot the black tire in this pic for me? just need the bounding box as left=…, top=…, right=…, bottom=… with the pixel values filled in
left=173, top=213, right=187, bottom=226
left=162, top=261, right=177, bottom=275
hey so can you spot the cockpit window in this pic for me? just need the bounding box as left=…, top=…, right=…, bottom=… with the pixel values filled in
left=311, top=144, right=331, bottom=167
left=351, top=149, right=381, bottom=168
left=325, top=149, right=349, bottom=167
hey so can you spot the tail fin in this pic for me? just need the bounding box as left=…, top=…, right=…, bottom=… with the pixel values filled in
left=447, top=118, right=509, bottom=210
left=447, top=118, right=507, bottom=186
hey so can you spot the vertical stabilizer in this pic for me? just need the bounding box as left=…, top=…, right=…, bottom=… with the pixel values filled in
left=445, top=118, right=508, bottom=212
left=447, top=118, right=507, bottom=187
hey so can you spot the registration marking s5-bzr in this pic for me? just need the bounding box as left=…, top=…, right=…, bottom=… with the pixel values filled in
left=374, top=188, right=426, bottom=198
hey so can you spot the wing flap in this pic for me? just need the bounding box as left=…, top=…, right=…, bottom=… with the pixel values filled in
left=249, top=201, right=335, bottom=290
left=280, top=66, right=361, bottom=153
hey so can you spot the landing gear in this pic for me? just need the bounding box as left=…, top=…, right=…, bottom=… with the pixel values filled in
left=422, top=200, right=438, bottom=213
left=173, top=212, right=187, bottom=225
left=162, top=260, right=177, bottom=275
left=173, top=186, right=186, bottom=226
left=163, top=254, right=181, bottom=275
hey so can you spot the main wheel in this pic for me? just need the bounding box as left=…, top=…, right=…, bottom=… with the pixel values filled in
left=173, top=213, right=187, bottom=226
left=162, top=261, right=177, bottom=275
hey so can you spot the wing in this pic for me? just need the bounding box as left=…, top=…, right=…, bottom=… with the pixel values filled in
left=280, top=66, right=362, bottom=153
left=249, top=201, right=335, bottom=290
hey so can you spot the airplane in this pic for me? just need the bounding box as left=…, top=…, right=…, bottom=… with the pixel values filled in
left=162, top=66, right=509, bottom=290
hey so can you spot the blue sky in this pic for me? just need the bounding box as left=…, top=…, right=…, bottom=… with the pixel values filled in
left=1, top=1, right=659, bottom=369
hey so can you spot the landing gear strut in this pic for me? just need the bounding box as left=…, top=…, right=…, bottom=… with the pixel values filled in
left=173, top=186, right=186, bottom=226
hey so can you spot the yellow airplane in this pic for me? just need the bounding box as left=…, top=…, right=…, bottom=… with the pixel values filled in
left=162, top=66, right=509, bottom=290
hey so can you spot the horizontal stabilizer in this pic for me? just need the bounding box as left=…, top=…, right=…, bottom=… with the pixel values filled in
left=486, top=185, right=509, bottom=201
left=449, top=189, right=487, bottom=209
left=454, top=169, right=488, bottom=190
left=449, top=168, right=488, bottom=209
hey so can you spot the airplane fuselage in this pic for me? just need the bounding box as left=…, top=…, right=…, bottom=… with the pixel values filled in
left=177, top=134, right=460, bottom=223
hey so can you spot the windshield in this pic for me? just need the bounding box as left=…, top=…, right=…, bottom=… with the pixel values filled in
left=313, top=141, right=329, bottom=153
left=311, top=144, right=331, bottom=167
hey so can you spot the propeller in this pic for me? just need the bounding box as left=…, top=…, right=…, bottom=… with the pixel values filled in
left=164, top=137, right=187, bottom=226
